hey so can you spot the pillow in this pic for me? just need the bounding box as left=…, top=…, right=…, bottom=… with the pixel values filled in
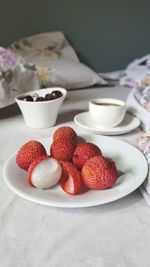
left=0, top=47, right=38, bottom=108
left=32, top=58, right=106, bottom=89
left=9, top=32, right=106, bottom=89
left=10, top=31, right=79, bottom=63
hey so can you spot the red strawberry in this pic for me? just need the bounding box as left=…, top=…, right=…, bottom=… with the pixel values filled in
left=16, top=140, right=47, bottom=171
left=53, top=126, right=77, bottom=145
left=81, top=155, right=118, bottom=190
left=60, top=161, right=81, bottom=195
left=73, top=142, right=102, bottom=170
left=50, top=138, right=76, bottom=161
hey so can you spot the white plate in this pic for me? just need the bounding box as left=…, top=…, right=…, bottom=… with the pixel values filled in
left=3, top=134, right=148, bottom=208
left=74, top=112, right=140, bottom=135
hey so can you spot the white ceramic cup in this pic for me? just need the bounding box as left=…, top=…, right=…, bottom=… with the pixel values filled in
left=89, top=98, right=126, bottom=128
left=15, top=87, right=67, bottom=129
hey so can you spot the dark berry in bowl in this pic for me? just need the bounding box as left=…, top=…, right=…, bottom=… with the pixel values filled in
left=45, top=93, right=52, bottom=101
left=36, top=97, right=45, bottom=102
left=51, top=90, right=63, bottom=99
left=18, top=95, right=34, bottom=102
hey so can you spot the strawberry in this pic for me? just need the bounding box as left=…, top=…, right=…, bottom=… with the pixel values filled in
left=60, top=161, right=81, bottom=195
left=81, top=155, right=118, bottom=190
left=73, top=142, right=102, bottom=170
left=16, top=140, right=47, bottom=171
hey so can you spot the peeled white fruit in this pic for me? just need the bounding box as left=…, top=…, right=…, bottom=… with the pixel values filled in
left=31, top=158, right=62, bottom=189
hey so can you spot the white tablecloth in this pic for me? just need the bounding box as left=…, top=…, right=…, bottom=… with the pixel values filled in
left=0, top=86, right=149, bottom=267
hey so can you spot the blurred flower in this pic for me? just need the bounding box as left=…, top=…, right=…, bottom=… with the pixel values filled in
left=38, top=49, right=58, bottom=59
left=0, top=47, right=18, bottom=71
left=36, top=66, right=49, bottom=83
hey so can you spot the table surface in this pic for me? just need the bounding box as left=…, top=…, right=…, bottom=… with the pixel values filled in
left=0, top=86, right=149, bottom=267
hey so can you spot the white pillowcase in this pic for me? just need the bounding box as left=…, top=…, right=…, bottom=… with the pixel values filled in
left=29, top=58, right=106, bottom=89
left=10, top=32, right=106, bottom=89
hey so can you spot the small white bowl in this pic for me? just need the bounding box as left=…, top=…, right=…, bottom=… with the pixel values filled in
left=15, top=87, right=67, bottom=128
left=89, top=98, right=126, bottom=128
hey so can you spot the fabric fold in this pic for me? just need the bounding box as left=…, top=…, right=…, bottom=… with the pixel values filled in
left=138, top=132, right=150, bottom=205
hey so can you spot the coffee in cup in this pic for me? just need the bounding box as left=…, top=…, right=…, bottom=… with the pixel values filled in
left=89, top=98, right=126, bottom=128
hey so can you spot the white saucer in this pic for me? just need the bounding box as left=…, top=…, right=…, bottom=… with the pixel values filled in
left=74, top=112, right=140, bottom=135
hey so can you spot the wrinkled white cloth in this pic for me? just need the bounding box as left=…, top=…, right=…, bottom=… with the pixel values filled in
left=1, top=86, right=150, bottom=267
left=120, top=54, right=150, bottom=88
left=99, top=54, right=150, bottom=90
left=124, top=63, right=150, bottom=204
left=100, top=56, right=150, bottom=206
left=98, top=70, right=124, bottom=83
left=138, top=132, right=150, bottom=205
left=127, top=89, right=150, bottom=131
left=122, top=55, right=150, bottom=205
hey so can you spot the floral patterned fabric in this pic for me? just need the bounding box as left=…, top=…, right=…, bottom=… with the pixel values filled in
left=134, top=85, right=150, bottom=112
left=120, top=54, right=150, bottom=111
left=10, top=32, right=79, bottom=63
left=138, top=132, right=150, bottom=160
left=0, top=47, right=18, bottom=71
left=9, top=32, right=106, bottom=90
left=138, top=132, right=150, bottom=200
left=0, top=32, right=107, bottom=108
left=99, top=54, right=150, bottom=113
left=117, top=54, right=150, bottom=203
left=0, top=47, right=38, bottom=108
left=121, top=55, right=150, bottom=131
left=127, top=89, right=150, bottom=131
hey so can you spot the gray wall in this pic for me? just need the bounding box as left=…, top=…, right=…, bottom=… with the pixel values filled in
left=1, top=0, right=150, bottom=72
